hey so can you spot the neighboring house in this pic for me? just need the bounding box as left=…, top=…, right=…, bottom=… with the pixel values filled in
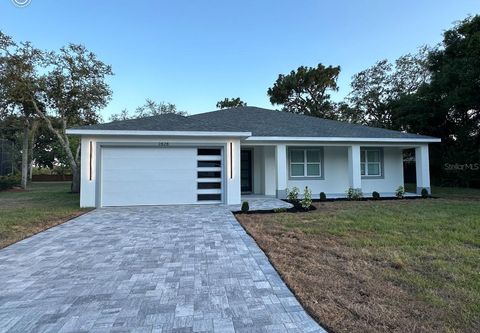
left=66, top=107, right=440, bottom=207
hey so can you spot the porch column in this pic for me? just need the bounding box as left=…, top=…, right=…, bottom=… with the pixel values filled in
left=415, top=145, right=431, bottom=194
left=347, top=144, right=362, bottom=190
left=275, top=144, right=287, bottom=199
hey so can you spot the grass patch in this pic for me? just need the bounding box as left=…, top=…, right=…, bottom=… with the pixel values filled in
left=0, top=182, right=89, bottom=248
left=236, top=186, right=480, bottom=332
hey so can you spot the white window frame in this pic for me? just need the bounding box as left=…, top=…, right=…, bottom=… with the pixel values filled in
left=289, top=148, right=323, bottom=178
left=361, top=148, right=383, bottom=177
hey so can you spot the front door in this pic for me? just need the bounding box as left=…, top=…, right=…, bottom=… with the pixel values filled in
left=241, top=149, right=253, bottom=193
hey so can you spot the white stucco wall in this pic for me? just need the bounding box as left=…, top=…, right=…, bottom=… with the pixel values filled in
left=361, top=147, right=404, bottom=194
left=79, top=136, right=241, bottom=207
left=263, top=146, right=276, bottom=196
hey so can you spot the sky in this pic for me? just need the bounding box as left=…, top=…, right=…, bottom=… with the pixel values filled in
left=1, top=0, right=479, bottom=119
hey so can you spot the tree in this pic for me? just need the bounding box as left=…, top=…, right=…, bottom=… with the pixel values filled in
left=216, top=97, right=247, bottom=109
left=0, top=32, right=43, bottom=189
left=391, top=16, right=480, bottom=186
left=0, top=31, right=113, bottom=192
left=267, top=63, right=340, bottom=119
left=109, top=99, right=186, bottom=121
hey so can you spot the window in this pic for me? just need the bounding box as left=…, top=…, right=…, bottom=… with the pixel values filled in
left=289, top=148, right=322, bottom=178
left=198, top=148, right=221, bottom=156
left=361, top=148, right=382, bottom=177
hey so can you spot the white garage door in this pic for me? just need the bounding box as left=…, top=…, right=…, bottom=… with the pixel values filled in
left=100, top=147, right=223, bottom=206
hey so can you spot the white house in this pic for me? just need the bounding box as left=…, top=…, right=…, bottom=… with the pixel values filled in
left=66, top=107, right=440, bottom=207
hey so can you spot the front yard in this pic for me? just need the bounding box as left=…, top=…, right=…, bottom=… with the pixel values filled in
left=236, top=187, right=480, bottom=333
left=0, top=182, right=88, bottom=249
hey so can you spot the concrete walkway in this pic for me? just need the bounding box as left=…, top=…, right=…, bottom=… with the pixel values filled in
left=0, top=206, right=325, bottom=333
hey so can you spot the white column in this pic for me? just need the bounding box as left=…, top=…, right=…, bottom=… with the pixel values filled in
left=347, top=145, right=362, bottom=190
left=415, top=145, right=431, bottom=194
left=226, top=139, right=241, bottom=205
left=275, top=144, right=287, bottom=198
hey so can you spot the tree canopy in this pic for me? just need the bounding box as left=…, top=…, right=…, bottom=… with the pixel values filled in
left=267, top=64, right=340, bottom=119
left=216, top=97, right=247, bottom=109
left=109, top=99, right=186, bottom=121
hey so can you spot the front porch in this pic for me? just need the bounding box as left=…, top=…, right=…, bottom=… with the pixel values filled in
left=238, top=143, right=431, bottom=200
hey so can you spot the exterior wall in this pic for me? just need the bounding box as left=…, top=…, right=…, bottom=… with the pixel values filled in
left=263, top=146, right=276, bottom=196
left=361, top=147, right=404, bottom=194
left=79, top=136, right=241, bottom=207
left=286, top=146, right=349, bottom=196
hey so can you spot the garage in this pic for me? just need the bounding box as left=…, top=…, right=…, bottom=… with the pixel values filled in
left=99, top=146, right=224, bottom=207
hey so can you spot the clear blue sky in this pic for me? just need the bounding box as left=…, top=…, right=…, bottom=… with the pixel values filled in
left=1, top=0, right=479, bottom=118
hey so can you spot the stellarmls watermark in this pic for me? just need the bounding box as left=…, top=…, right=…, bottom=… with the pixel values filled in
left=444, top=163, right=480, bottom=171
left=11, top=0, right=32, bottom=7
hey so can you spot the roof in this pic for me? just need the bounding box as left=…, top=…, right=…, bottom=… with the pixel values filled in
left=67, top=106, right=439, bottom=142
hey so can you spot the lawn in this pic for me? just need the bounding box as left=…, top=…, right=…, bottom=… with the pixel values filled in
left=236, top=187, right=480, bottom=333
left=0, top=182, right=88, bottom=249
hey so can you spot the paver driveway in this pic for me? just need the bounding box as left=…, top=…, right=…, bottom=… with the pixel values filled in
left=0, top=206, right=325, bottom=333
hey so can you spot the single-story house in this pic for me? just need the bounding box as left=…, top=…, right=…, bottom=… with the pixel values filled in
left=66, top=106, right=440, bottom=207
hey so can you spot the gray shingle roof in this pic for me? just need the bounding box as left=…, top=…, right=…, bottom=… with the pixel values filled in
left=73, top=106, right=437, bottom=140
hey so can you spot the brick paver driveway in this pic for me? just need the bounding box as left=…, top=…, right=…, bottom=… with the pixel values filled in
left=0, top=206, right=325, bottom=333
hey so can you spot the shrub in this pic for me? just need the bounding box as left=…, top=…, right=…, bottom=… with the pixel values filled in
left=300, top=186, right=312, bottom=210
left=395, top=186, right=405, bottom=199
left=421, top=188, right=429, bottom=198
left=273, top=207, right=287, bottom=213
left=286, top=187, right=299, bottom=202
left=0, top=174, right=20, bottom=191
left=241, top=201, right=249, bottom=213
left=346, top=187, right=363, bottom=200
left=319, top=192, right=327, bottom=201
left=372, top=191, right=380, bottom=200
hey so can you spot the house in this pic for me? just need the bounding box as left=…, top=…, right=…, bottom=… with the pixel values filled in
left=66, top=107, right=440, bottom=207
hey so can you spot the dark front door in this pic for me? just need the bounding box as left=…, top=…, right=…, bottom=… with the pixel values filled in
left=241, top=149, right=253, bottom=193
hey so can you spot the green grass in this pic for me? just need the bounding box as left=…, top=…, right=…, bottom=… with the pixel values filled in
left=260, top=186, right=480, bottom=331
left=0, top=182, right=88, bottom=248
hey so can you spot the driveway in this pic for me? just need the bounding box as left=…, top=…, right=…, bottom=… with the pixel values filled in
left=0, top=206, right=325, bottom=333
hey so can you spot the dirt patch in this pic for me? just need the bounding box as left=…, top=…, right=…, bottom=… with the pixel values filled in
left=0, top=211, right=88, bottom=249
left=237, top=213, right=451, bottom=333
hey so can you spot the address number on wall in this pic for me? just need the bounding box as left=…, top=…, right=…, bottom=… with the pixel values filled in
left=158, top=142, right=169, bottom=147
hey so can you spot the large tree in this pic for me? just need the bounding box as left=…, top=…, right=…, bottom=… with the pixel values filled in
left=216, top=97, right=247, bottom=109
left=267, top=63, right=340, bottom=119
left=0, top=31, right=113, bottom=192
left=110, top=99, right=186, bottom=121
left=346, top=47, right=431, bottom=128
left=0, top=32, right=43, bottom=189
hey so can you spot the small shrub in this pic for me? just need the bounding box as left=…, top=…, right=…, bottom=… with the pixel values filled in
left=421, top=188, right=429, bottom=198
left=346, top=187, right=363, bottom=200
left=319, top=192, right=327, bottom=201
left=372, top=191, right=380, bottom=200
left=300, top=186, right=312, bottom=210
left=273, top=207, right=287, bottom=213
left=0, top=174, right=20, bottom=191
left=241, top=201, right=249, bottom=213
left=395, top=186, right=405, bottom=199
left=286, top=187, right=300, bottom=202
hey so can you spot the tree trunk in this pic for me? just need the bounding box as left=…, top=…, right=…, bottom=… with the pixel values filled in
left=21, top=123, right=30, bottom=190
left=71, top=164, right=80, bottom=193
left=28, top=121, right=39, bottom=182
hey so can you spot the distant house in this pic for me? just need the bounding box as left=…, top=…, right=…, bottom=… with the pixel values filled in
left=66, top=107, right=440, bottom=207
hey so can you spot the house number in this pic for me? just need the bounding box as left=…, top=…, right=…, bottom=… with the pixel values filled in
left=158, top=142, right=169, bottom=147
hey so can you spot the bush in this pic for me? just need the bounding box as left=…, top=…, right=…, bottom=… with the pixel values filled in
left=241, top=201, right=249, bottom=213
left=395, top=186, right=405, bottom=199
left=273, top=207, right=287, bottom=213
left=286, top=187, right=299, bottom=202
left=421, top=188, right=429, bottom=198
left=0, top=174, right=20, bottom=191
left=372, top=191, right=380, bottom=200
left=346, top=187, right=363, bottom=200
left=300, top=186, right=312, bottom=210
left=319, top=192, right=327, bottom=201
